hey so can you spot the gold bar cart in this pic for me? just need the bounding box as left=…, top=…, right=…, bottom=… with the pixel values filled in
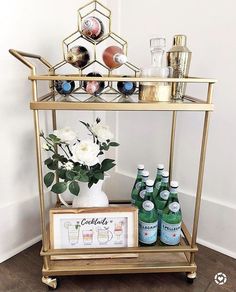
left=9, top=49, right=216, bottom=290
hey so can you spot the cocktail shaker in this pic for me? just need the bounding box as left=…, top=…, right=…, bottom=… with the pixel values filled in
left=167, top=35, right=191, bottom=99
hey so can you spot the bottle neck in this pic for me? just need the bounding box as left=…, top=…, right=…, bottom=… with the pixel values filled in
left=151, top=49, right=164, bottom=67
left=156, top=169, right=163, bottom=179
left=142, top=176, right=148, bottom=183
left=137, top=169, right=144, bottom=178
left=168, top=191, right=179, bottom=203
left=161, top=177, right=169, bottom=184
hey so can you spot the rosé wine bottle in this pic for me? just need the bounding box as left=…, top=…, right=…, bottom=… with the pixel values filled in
left=65, top=46, right=90, bottom=69
left=102, top=46, right=127, bottom=69
left=82, top=16, right=104, bottom=40
left=83, top=72, right=105, bottom=96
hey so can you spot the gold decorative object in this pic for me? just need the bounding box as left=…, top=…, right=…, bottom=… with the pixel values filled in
left=50, top=0, right=140, bottom=102
left=167, top=34, right=192, bottom=99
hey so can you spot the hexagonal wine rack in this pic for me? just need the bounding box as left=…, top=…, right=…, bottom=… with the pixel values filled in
left=50, top=0, right=140, bottom=102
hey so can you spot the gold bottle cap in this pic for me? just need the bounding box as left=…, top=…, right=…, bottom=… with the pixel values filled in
left=173, top=35, right=187, bottom=46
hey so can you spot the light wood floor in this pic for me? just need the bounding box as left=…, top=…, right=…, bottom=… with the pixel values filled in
left=0, top=242, right=235, bottom=291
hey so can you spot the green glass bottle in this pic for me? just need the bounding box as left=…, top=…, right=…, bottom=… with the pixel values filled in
left=131, top=164, right=145, bottom=206
left=138, top=179, right=158, bottom=246
left=135, top=170, right=149, bottom=209
left=160, top=181, right=182, bottom=246
left=154, top=171, right=170, bottom=233
left=153, top=164, right=164, bottom=199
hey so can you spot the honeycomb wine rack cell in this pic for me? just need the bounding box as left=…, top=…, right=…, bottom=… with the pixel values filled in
left=50, top=0, right=140, bottom=102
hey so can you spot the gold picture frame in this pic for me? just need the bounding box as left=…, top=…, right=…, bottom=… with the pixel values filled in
left=50, top=206, right=138, bottom=250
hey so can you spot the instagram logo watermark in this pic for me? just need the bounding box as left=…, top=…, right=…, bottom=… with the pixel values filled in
left=214, top=272, right=227, bottom=285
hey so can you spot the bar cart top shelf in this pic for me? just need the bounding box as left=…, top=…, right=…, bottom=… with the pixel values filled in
left=29, top=75, right=216, bottom=111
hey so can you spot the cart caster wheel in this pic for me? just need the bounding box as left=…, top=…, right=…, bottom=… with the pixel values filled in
left=186, top=272, right=196, bottom=284
left=42, top=276, right=59, bottom=290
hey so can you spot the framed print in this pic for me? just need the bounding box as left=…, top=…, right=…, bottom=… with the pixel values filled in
left=50, top=206, right=138, bottom=249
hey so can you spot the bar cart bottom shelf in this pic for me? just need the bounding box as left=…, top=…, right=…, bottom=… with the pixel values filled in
left=41, top=251, right=197, bottom=289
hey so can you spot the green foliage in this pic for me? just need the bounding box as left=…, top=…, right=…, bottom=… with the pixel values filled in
left=44, top=172, right=55, bottom=188
left=51, top=182, right=67, bottom=194
left=41, top=118, right=119, bottom=196
left=69, top=181, right=80, bottom=196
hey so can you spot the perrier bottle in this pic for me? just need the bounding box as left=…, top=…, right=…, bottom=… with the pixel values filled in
left=135, top=170, right=149, bottom=209
left=160, top=181, right=182, bottom=246
left=153, top=164, right=164, bottom=198
left=154, top=171, right=170, bottom=233
left=131, top=164, right=145, bottom=206
left=138, top=179, right=158, bottom=246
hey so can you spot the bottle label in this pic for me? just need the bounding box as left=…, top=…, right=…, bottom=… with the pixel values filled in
left=169, top=202, right=180, bottom=213
left=142, top=200, right=154, bottom=211
left=140, top=190, right=146, bottom=199
left=155, top=181, right=161, bottom=190
left=135, top=181, right=142, bottom=191
left=160, top=221, right=181, bottom=245
left=160, top=190, right=169, bottom=200
left=139, top=220, right=158, bottom=244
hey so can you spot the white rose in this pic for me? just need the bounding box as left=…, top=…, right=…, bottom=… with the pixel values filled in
left=91, top=123, right=114, bottom=142
left=64, top=161, right=74, bottom=170
left=53, top=127, right=77, bottom=144
left=72, top=140, right=100, bottom=166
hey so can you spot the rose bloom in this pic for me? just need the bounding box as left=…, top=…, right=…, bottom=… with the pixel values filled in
left=54, top=127, right=77, bottom=144
left=91, top=123, right=114, bottom=142
left=72, top=140, right=100, bottom=166
left=64, top=161, right=74, bottom=170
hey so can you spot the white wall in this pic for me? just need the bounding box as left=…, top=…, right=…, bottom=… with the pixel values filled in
left=1, top=0, right=236, bottom=262
left=105, top=0, right=236, bottom=258
left=0, top=0, right=104, bottom=262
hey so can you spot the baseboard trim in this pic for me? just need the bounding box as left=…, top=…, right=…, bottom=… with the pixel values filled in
left=197, top=238, right=236, bottom=259
left=0, top=234, right=42, bottom=263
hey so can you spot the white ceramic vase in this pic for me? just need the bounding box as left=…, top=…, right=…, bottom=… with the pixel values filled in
left=72, top=179, right=109, bottom=208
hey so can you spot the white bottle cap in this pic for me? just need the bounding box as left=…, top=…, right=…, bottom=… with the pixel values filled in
left=157, top=164, right=164, bottom=170
left=138, top=164, right=144, bottom=170
left=114, top=53, right=127, bottom=65
left=162, top=171, right=169, bottom=178
left=142, top=170, right=149, bottom=177
left=146, top=179, right=154, bottom=187
left=170, top=181, right=179, bottom=188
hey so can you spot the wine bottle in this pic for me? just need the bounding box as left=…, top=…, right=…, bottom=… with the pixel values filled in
left=102, top=46, right=127, bottom=69
left=65, top=46, right=90, bottom=68
left=55, top=80, right=75, bottom=95
left=83, top=72, right=105, bottom=96
left=82, top=16, right=104, bottom=40
left=117, top=76, right=136, bottom=96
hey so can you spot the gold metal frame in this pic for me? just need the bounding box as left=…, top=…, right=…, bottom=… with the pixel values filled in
left=9, top=47, right=216, bottom=287
left=48, top=0, right=140, bottom=103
